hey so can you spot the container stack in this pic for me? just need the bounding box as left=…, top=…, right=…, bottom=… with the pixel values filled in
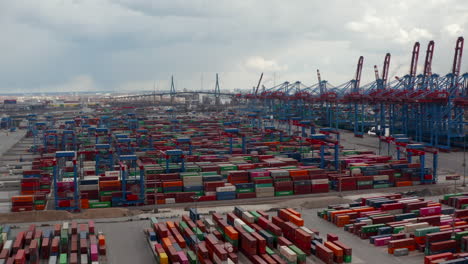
left=0, top=221, right=106, bottom=263
left=56, top=179, right=77, bottom=209
left=216, top=185, right=236, bottom=200
left=317, top=193, right=468, bottom=262
left=145, top=207, right=352, bottom=263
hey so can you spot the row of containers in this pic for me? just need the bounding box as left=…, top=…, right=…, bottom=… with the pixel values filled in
left=15, top=113, right=436, bottom=211
left=0, top=220, right=106, bottom=264
left=11, top=149, right=433, bottom=211
left=145, top=207, right=352, bottom=264
left=317, top=193, right=468, bottom=263
left=11, top=157, right=54, bottom=212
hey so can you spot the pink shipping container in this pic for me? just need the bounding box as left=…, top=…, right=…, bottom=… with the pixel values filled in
left=419, top=206, right=441, bottom=217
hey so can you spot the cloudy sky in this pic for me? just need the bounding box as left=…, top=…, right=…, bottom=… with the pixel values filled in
left=0, top=0, right=467, bottom=93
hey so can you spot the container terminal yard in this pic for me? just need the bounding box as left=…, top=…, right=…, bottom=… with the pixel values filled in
left=0, top=9, right=468, bottom=264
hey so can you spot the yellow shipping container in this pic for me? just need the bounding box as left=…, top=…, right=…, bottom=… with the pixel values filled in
left=159, top=253, right=168, bottom=264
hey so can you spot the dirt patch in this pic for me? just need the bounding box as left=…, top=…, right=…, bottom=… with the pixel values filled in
left=0, top=208, right=144, bottom=224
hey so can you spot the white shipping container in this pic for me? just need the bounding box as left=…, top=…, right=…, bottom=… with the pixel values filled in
left=256, top=192, right=274, bottom=198
left=3, top=240, right=12, bottom=250
left=81, top=254, right=88, bottom=264
left=299, top=226, right=314, bottom=236
left=234, top=218, right=246, bottom=227
left=165, top=198, right=176, bottom=204
left=270, top=170, right=290, bottom=177
left=217, top=186, right=236, bottom=192
left=105, top=171, right=120, bottom=177
left=373, top=175, right=389, bottom=181
left=404, top=222, right=429, bottom=233
left=49, top=256, right=57, bottom=264
left=280, top=246, right=297, bottom=262
left=398, top=199, right=422, bottom=204
left=242, top=211, right=255, bottom=223
left=255, top=187, right=275, bottom=193
left=83, top=166, right=96, bottom=172
left=83, top=161, right=96, bottom=166
left=351, top=168, right=361, bottom=176
left=204, top=218, right=215, bottom=228
left=311, top=179, right=329, bottom=185
left=80, top=185, right=99, bottom=191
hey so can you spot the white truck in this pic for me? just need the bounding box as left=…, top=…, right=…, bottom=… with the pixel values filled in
left=367, top=126, right=390, bottom=137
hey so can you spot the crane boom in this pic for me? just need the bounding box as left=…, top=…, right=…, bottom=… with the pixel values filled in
left=382, top=53, right=391, bottom=86
left=254, top=73, right=264, bottom=96
left=410, top=42, right=420, bottom=77
left=354, top=56, right=364, bottom=92
left=317, top=69, right=324, bottom=94
left=423, top=41, right=435, bottom=76
left=452, top=36, right=464, bottom=77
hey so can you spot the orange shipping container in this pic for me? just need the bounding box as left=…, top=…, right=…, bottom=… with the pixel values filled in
left=336, top=215, right=350, bottom=227
left=166, top=221, right=175, bottom=229
left=98, top=235, right=106, bottom=246
left=325, top=241, right=343, bottom=256
left=224, top=226, right=239, bottom=240
left=162, top=237, right=172, bottom=249
left=81, top=199, right=89, bottom=209
left=289, top=215, right=304, bottom=227
left=34, top=204, right=45, bottom=210
left=12, top=195, right=34, bottom=203
left=395, top=181, right=412, bottom=187
left=99, top=181, right=121, bottom=188
left=289, top=170, right=308, bottom=177
left=330, top=210, right=353, bottom=224
left=175, top=234, right=186, bottom=248
left=286, top=208, right=301, bottom=217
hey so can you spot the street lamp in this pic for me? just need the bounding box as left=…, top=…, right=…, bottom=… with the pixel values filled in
left=463, top=135, right=466, bottom=187
left=191, top=195, right=200, bottom=264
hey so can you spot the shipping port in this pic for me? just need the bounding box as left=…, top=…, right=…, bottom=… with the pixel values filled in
left=1, top=2, right=468, bottom=263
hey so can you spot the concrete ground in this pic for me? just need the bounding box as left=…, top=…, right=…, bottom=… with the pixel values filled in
left=337, top=129, right=466, bottom=182
left=7, top=190, right=441, bottom=264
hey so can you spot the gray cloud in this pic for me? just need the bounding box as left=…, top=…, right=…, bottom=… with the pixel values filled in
left=0, top=0, right=467, bottom=93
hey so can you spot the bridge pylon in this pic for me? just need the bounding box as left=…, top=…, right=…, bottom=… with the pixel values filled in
left=214, top=73, right=221, bottom=106
left=170, top=75, right=176, bottom=105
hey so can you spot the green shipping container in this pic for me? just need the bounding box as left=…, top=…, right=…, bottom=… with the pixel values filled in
left=373, top=183, right=391, bottom=189
left=393, top=226, right=405, bottom=234
left=59, top=254, right=67, bottom=264
left=266, top=247, right=275, bottom=256
left=361, top=224, right=385, bottom=233
left=99, top=191, right=116, bottom=196
left=236, top=188, right=255, bottom=193
left=344, top=255, right=352, bottom=263
left=289, top=245, right=306, bottom=262
left=255, top=183, right=273, bottom=188
left=242, top=225, right=255, bottom=233
left=89, top=201, right=111, bottom=208
left=187, top=250, right=197, bottom=264
left=275, top=191, right=293, bottom=196
left=250, top=211, right=261, bottom=221
left=414, top=226, right=440, bottom=237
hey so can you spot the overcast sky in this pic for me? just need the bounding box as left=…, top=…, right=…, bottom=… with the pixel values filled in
left=0, top=0, right=467, bottom=93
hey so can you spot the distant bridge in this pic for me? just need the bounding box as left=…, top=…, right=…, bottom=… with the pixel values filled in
left=113, top=90, right=236, bottom=100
